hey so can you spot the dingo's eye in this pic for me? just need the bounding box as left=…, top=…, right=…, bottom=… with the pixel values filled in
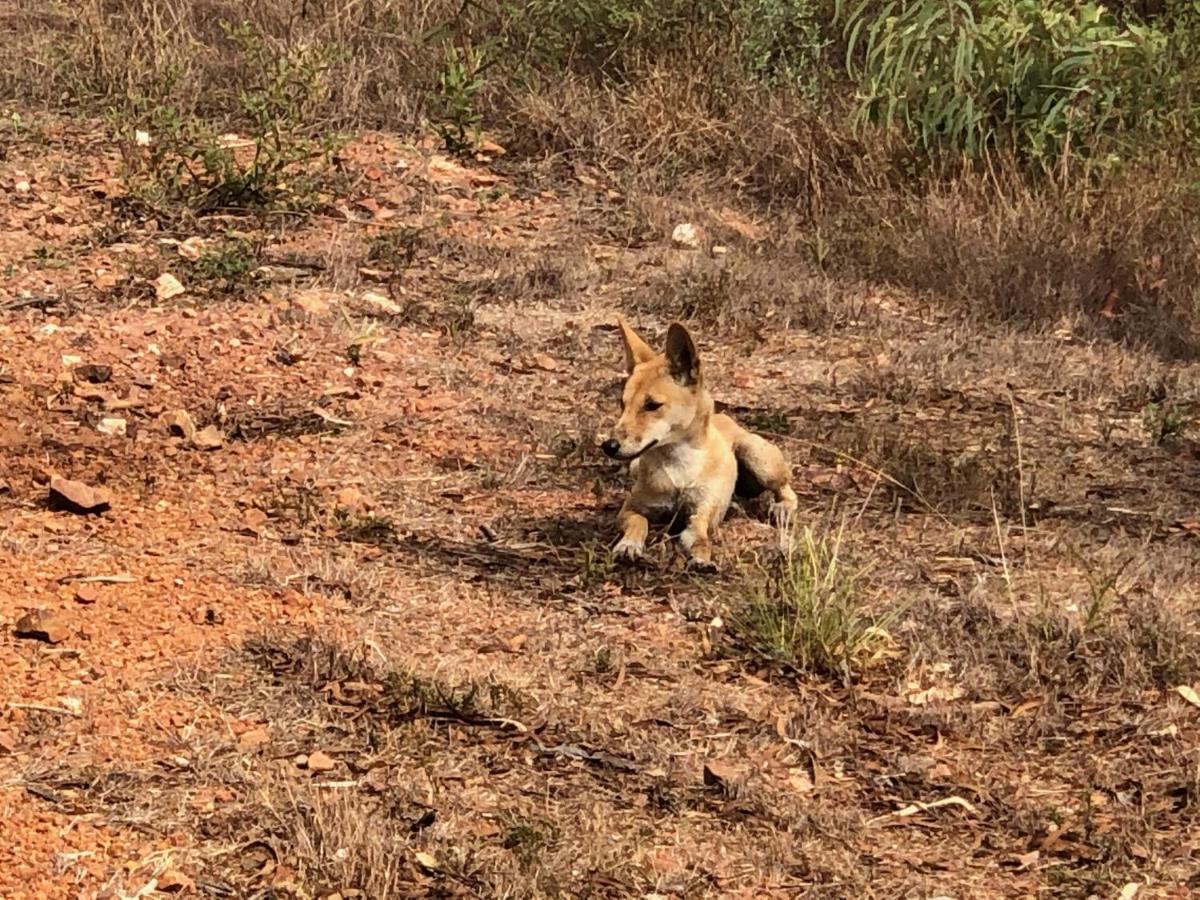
left=643, top=398, right=662, bottom=412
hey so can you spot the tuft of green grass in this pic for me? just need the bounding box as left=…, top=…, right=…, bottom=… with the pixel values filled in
left=576, top=538, right=618, bottom=588
left=432, top=44, right=487, bottom=155
left=501, top=817, right=558, bottom=870
left=1142, top=400, right=1194, bottom=445
left=190, top=237, right=258, bottom=287
left=117, top=21, right=341, bottom=217
left=367, top=225, right=430, bottom=270
left=335, top=510, right=396, bottom=545
left=726, top=526, right=891, bottom=679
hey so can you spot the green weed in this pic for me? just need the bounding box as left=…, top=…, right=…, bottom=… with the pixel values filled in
left=726, top=526, right=891, bottom=679
left=120, top=22, right=341, bottom=215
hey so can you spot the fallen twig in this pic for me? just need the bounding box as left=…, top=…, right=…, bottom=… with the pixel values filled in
left=8, top=702, right=81, bottom=718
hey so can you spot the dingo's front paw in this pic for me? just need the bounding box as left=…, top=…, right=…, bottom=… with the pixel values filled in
left=685, top=556, right=718, bottom=575
left=614, top=538, right=645, bottom=562
left=768, top=500, right=795, bottom=530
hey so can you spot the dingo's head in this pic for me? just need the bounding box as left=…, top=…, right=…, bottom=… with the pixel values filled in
left=601, top=318, right=709, bottom=461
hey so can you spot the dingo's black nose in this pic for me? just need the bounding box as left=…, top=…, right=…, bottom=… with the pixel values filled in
left=600, top=438, right=620, bottom=458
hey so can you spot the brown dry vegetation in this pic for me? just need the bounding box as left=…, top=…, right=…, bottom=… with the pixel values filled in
left=3, top=1, right=1200, bottom=898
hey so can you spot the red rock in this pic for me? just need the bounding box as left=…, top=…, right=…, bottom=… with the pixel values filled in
left=191, top=425, right=224, bottom=451
left=164, top=409, right=197, bottom=440
left=157, top=869, right=194, bottom=892
left=238, top=726, right=269, bottom=749
left=48, top=476, right=111, bottom=514
left=335, top=487, right=369, bottom=513
left=15, top=608, right=71, bottom=643
left=74, top=584, right=100, bottom=605
left=306, top=750, right=336, bottom=772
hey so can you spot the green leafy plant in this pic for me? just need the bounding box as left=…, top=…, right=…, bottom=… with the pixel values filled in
left=839, top=0, right=1165, bottom=167
left=433, top=45, right=487, bottom=155
left=121, top=22, right=340, bottom=214
left=502, top=0, right=723, bottom=76
left=191, top=238, right=258, bottom=285
left=739, top=0, right=827, bottom=93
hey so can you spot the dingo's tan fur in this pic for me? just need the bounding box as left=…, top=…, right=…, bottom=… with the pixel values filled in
left=600, top=318, right=798, bottom=571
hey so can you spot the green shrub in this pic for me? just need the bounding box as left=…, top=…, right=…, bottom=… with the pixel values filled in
left=120, top=22, right=340, bottom=214
left=839, top=0, right=1168, bottom=166
left=500, top=0, right=727, bottom=77
left=739, top=0, right=828, bottom=94
left=432, top=44, right=488, bottom=154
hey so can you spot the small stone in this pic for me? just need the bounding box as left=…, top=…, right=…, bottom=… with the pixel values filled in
left=97, top=417, right=127, bottom=437
left=292, top=291, right=331, bottom=316
left=306, top=750, right=336, bottom=772
left=414, top=851, right=439, bottom=873
left=74, top=363, right=112, bottom=384
left=711, top=244, right=729, bottom=257
left=361, top=291, right=402, bottom=315
left=335, top=487, right=368, bottom=513
left=134, top=130, right=151, bottom=147
left=58, top=696, right=83, bottom=715
left=155, top=272, right=186, bottom=301
left=74, top=584, right=100, bottom=605
left=156, top=869, right=194, bottom=893
left=702, top=760, right=743, bottom=788
left=191, top=425, right=224, bottom=451
left=177, top=237, right=204, bottom=261
left=15, top=609, right=71, bottom=644
left=164, top=409, right=197, bottom=440
left=49, top=475, right=112, bottom=514
left=532, top=352, right=560, bottom=372
left=14, top=179, right=31, bottom=194
left=242, top=508, right=269, bottom=533
left=238, top=726, right=269, bottom=749
left=671, top=222, right=701, bottom=249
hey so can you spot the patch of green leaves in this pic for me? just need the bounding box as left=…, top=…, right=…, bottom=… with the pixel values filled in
left=119, top=22, right=341, bottom=215
left=839, top=0, right=1167, bottom=168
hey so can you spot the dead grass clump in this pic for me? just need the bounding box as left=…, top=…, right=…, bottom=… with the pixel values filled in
left=242, top=633, right=526, bottom=726
left=636, top=255, right=865, bottom=336
left=232, top=549, right=387, bottom=603
left=334, top=509, right=396, bottom=546
left=226, top=401, right=346, bottom=441
left=467, top=254, right=575, bottom=305
left=814, top=416, right=1025, bottom=518
left=0, top=0, right=452, bottom=128
left=501, top=60, right=866, bottom=207
left=911, top=587, right=1200, bottom=704
left=847, top=167, right=1200, bottom=359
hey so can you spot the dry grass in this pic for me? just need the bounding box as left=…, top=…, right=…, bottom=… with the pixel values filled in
left=6, top=0, right=1200, bottom=351
left=0, top=0, right=452, bottom=127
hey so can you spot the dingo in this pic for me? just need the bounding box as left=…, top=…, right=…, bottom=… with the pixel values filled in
left=600, top=318, right=798, bottom=571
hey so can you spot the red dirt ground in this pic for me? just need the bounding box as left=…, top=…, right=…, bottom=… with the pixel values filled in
left=3, top=117, right=1200, bottom=898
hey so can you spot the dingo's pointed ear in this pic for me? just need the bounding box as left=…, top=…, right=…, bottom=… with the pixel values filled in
left=617, top=316, right=655, bottom=373
left=665, top=322, right=700, bottom=385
